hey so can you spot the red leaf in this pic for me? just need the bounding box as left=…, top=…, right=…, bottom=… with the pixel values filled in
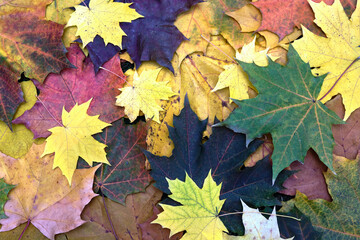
left=252, top=0, right=356, bottom=39
left=13, top=44, right=126, bottom=138
left=0, top=63, right=23, bottom=130
left=0, top=12, right=71, bottom=81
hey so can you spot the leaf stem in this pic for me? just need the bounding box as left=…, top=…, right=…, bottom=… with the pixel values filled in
left=218, top=211, right=301, bottom=221
left=318, top=56, right=360, bottom=101
left=101, top=191, right=118, bottom=240
left=18, top=219, right=30, bottom=240
left=99, top=66, right=131, bottom=86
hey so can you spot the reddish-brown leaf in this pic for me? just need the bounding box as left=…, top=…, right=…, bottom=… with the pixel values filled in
left=333, top=108, right=360, bottom=160
left=93, top=119, right=152, bottom=204
left=0, top=12, right=70, bottom=81
left=279, top=149, right=331, bottom=201
left=13, top=44, right=126, bottom=138
left=139, top=206, right=183, bottom=240
left=252, top=0, right=356, bottom=40
left=0, top=62, right=23, bottom=130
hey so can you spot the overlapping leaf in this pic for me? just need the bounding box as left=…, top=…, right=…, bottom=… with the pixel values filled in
left=66, top=0, right=142, bottom=47
left=287, top=155, right=360, bottom=239
left=65, top=185, right=162, bottom=239
left=218, top=46, right=344, bottom=180
left=92, top=118, right=151, bottom=204
left=116, top=68, right=176, bottom=123
left=13, top=44, right=126, bottom=138
left=120, top=0, right=201, bottom=71
left=0, top=0, right=71, bottom=81
left=42, top=99, right=110, bottom=184
left=293, top=0, right=360, bottom=120
left=145, top=97, right=290, bottom=235
left=153, top=171, right=227, bottom=240
left=0, top=143, right=98, bottom=240
left=0, top=61, right=23, bottom=129
left=0, top=179, right=14, bottom=219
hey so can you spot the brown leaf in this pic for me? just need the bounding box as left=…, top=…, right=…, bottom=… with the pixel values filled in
left=65, top=185, right=162, bottom=240
left=279, top=149, right=331, bottom=201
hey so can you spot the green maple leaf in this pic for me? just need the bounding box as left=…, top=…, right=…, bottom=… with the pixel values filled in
left=0, top=179, right=14, bottom=219
left=217, top=45, right=344, bottom=180
left=285, top=155, right=360, bottom=239
left=153, top=171, right=227, bottom=240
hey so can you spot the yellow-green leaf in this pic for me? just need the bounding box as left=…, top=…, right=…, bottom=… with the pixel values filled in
left=66, top=0, right=143, bottom=47
left=153, top=171, right=227, bottom=240
left=115, top=68, right=176, bottom=123
left=42, top=99, right=111, bottom=184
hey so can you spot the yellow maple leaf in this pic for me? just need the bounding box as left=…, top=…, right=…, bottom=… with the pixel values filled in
left=212, top=37, right=275, bottom=102
left=293, top=0, right=360, bottom=120
left=115, top=68, right=176, bottom=123
left=65, top=0, right=143, bottom=47
left=153, top=171, right=227, bottom=240
left=42, top=99, right=111, bottom=184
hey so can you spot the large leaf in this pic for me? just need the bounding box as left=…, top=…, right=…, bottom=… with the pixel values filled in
left=153, top=171, right=227, bottom=240
left=218, top=45, right=344, bottom=180
left=93, top=118, right=151, bottom=204
left=286, top=155, right=360, bottom=239
left=0, top=0, right=71, bottom=81
left=145, top=96, right=289, bottom=235
left=42, top=99, right=110, bottom=184
left=13, top=43, right=126, bottom=138
left=293, top=0, right=360, bottom=120
left=0, top=143, right=98, bottom=240
left=0, top=61, right=23, bottom=129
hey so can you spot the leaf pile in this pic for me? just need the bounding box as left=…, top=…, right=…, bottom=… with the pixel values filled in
left=1, top=0, right=360, bottom=239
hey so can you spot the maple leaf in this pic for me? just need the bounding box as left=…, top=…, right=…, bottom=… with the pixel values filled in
left=279, top=149, right=331, bottom=201
left=224, top=200, right=294, bottom=240
left=140, top=206, right=184, bottom=240
left=66, top=0, right=142, bottom=48
left=116, top=68, right=176, bottom=123
left=117, top=0, right=202, bottom=71
left=252, top=0, right=356, bottom=40
left=13, top=44, right=126, bottom=139
left=0, top=143, right=98, bottom=240
left=0, top=61, right=23, bottom=130
left=42, top=99, right=111, bottom=184
left=145, top=96, right=290, bottom=235
left=92, top=118, right=151, bottom=204
left=0, top=0, right=71, bottom=81
left=293, top=0, right=360, bottom=120
left=332, top=108, right=360, bottom=159
left=217, top=45, right=344, bottom=180
left=153, top=171, right=227, bottom=240
left=285, top=155, right=360, bottom=239
left=212, top=37, right=274, bottom=102
left=65, top=185, right=162, bottom=239
left=277, top=203, right=322, bottom=240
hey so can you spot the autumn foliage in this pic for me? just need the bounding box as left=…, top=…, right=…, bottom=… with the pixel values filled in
left=1, top=0, right=360, bottom=239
